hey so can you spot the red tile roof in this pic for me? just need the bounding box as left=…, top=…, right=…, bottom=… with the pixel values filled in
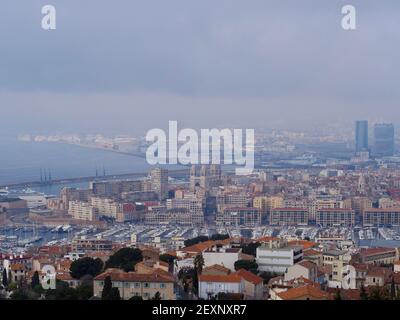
left=199, top=274, right=242, bottom=283
left=94, top=268, right=174, bottom=283
left=277, top=285, right=330, bottom=300
left=203, top=264, right=231, bottom=274
left=297, top=260, right=317, bottom=270
left=234, top=269, right=263, bottom=285
left=288, top=240, right=317, bottom=250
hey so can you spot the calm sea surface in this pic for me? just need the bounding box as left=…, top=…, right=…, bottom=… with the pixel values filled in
left=0, top=137, right=153, bottom=194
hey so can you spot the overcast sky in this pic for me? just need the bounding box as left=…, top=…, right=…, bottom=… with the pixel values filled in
left=0, top=0, right=399, bottom=136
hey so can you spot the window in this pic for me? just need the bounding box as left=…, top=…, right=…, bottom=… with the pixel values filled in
left=160, top=283, right=166, bottom=289
left=135, top=282, right=141, bottom=288
left=144, top=283, right=150, bottom=288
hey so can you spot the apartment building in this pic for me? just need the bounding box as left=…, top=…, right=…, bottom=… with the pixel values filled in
left=90, top=197, right=119, bottom=218
left=363, top=208, right=400, bottom=227
left=284, top=198, right=343, bottom=221
left=60, top=187, right=90, bottom=210
left=150, top=168, right=168, bottom=201
left=253, top=196, right=283, bottom=221
left=256, top=244, right=303, bottom=274
left=316, top=208, right=355, bottom=227
left=71, top=238, right=113, bottom=252
left=145, top=205, right=204, bottom=226
left=270, top=208, right=308, bottom=226
left=203, top=247, right=243, bottom=272
left=216, top=207, right=261, bottom=227
left=198, top=274, right=243, bottom=299
left=216, top=193, right=250, bottom=212
left=68, top=200, right=99, bottom=221
left=345, top=197, right=373, bottom=215
left=356, top=247, right=398, bottom=265
left=166, top=198, right=204, bottom=216
left=322, top=250, right=348, bottom=283
left=89, top=197, right=137, bottom=222
left=90, top=180, right=143, bottom=197
left=93, top=268, right=175, bottom=300
left=284, top=261, right=319, bottom=283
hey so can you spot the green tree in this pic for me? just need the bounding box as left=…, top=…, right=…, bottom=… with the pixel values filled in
left=390, top=278, right=396, bottom=300
left=101, top=276, right=112, bottom=300
left=31, top=271, right=40, bottom=289
left=241, top=242, right=261, bottom=256
left=159, top=254, right=176, bottom=264
left=2, top=268, right=8, bottom=288
left=210, top=234, right=230, bottom=241
left=152, top=291, right=162, bottom=300
left=217, top=292, right=244, bottom=300
left=334, top=289, right=342, bottom=301
left=129, top=295, right=143, bottom=300
left=70, top=257, right=104, bottom=279
left=45, top=280, right=78, bottom=300
left=258, top=271, right=278, bottom=284
left=178, top=267, right=197, bottom=294
left=234, top=260, right=258, bottom=274
left=360, top=284, right=368, bottom=300
left=184, top=236, right=209, bottom=247
left=75, top=283, right=94, bottom=300
left=193, top=254, right=205, bottom=275
left=369, top=286, right=388, bottom=300
left=10, top=289, right=29, bottom=300
left=101, top=276, right=121, bottom=300
left=105, top=248, right=143, bottom=272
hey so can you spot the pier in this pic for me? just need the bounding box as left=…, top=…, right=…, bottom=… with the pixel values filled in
left=0, top=168, right=189, bottom=189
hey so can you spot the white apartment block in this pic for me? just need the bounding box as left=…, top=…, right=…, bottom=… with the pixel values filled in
left=256, top=244, right=303, bottom=274
left=203, top=247, right=242, bottom=272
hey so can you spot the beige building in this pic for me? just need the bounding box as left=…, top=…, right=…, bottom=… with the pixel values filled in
left=90, top=197, right=119, bottom=218
left=346, top=197, right=372, bottom=215
left=166, top=197, right=204, bottom=216
left=284, top=198, right=343, bottom=221
left=150, top=168, right=169, bottom=201
left=68, top=200, right=99, bottom=221
left=145, top=205, right=204, bottom=226
left=71, top=238, right=113, bottom=252
left=253, top=196, right=283, bottom=220
left=322, top=250, right=348, bottom=282
left=61, top=187, right=90, bottom=210
left=217, top=193, right=249, bottom=213
left=93, top=268, right=175, bottom=300
left=235, top=269, right=264, bottom=300
left=284, top=261, right=319, bottom=283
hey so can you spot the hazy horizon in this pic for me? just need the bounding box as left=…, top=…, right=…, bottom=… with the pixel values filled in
left=1, top=0, right=399, bottom=136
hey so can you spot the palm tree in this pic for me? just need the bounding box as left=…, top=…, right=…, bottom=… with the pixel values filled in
left=360, top=284, right=368, bottom=300
left=193, top=254, right=205, bottom=275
